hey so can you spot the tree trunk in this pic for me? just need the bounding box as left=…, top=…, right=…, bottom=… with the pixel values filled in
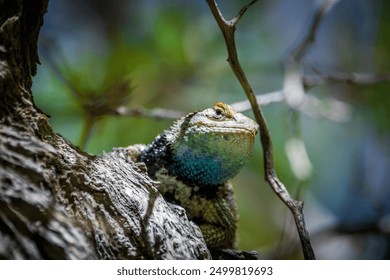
left=0, top=0, right=210, bottom=260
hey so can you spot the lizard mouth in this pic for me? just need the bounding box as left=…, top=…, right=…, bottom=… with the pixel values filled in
left=195, top=121, right=259, bottom=137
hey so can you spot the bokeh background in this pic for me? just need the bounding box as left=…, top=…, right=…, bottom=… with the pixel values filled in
left=32, top=0, right=390, bottom=259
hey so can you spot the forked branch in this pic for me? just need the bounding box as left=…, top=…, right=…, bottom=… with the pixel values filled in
left=205, top=0, right=316, bottom=259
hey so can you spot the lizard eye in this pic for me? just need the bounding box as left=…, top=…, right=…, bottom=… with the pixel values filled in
left=213, top=102, right=235, bottom=120
left=214, top=108, right=223, bottom=118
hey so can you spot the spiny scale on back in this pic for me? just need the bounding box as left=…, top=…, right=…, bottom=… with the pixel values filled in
left=134, top=102, right=259, bottom=249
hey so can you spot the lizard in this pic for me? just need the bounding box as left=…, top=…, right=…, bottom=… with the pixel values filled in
left=128, top=102, right=259, bottom=251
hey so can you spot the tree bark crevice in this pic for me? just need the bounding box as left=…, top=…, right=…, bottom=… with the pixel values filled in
left=1, top=0, right=212, bottom=259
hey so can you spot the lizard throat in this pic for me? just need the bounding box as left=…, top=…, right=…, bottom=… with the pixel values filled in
left=168, top=129, right=255, bottom=187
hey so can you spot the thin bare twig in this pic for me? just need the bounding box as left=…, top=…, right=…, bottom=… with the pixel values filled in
left=232, top=91, right=351, bottom=123
left=288, top=0, right=335, bottom=62
left=283, top=0, right=335, bottom=108
left=283, top=0, right=329, bottom=107
left=231, top=91, right=284, bottom=112
left=231, top=0, right=258, bottom=26
left=303, top=72, right=390, bottom=88
left=114, top=106, right=185, bottom=120
left=206, top=0, right=316, bottom=259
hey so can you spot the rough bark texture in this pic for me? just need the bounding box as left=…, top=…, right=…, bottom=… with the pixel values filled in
left=0, top=0, right=210, bottom=260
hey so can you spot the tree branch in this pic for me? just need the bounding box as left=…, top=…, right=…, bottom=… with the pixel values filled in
left=283, top=0, right=335, bottom=108
left=303, top=72, right=390, bottom=88
left=288, top=0, right=335, bottom=62
left=114, top=106, right=185, bottom=120
left=205, top=0, right=316, bottom=259
left=231, top=0, right=259, bottom=26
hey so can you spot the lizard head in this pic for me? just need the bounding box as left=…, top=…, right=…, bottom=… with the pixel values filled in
left=168, top=102, right=259, bottom=187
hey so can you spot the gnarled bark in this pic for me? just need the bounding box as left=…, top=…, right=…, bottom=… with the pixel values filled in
left=0, top=0, right=210, bottom=260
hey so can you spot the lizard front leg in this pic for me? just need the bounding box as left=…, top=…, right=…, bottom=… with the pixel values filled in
left=185, top=183, right=238, bottom=249
left=154, top=170, right=238, bottom=249
left=199, top=200, right=237, bottom=249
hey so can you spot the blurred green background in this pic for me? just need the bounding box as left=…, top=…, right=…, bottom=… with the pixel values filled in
left=32, top=0, right=390, bottom=259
